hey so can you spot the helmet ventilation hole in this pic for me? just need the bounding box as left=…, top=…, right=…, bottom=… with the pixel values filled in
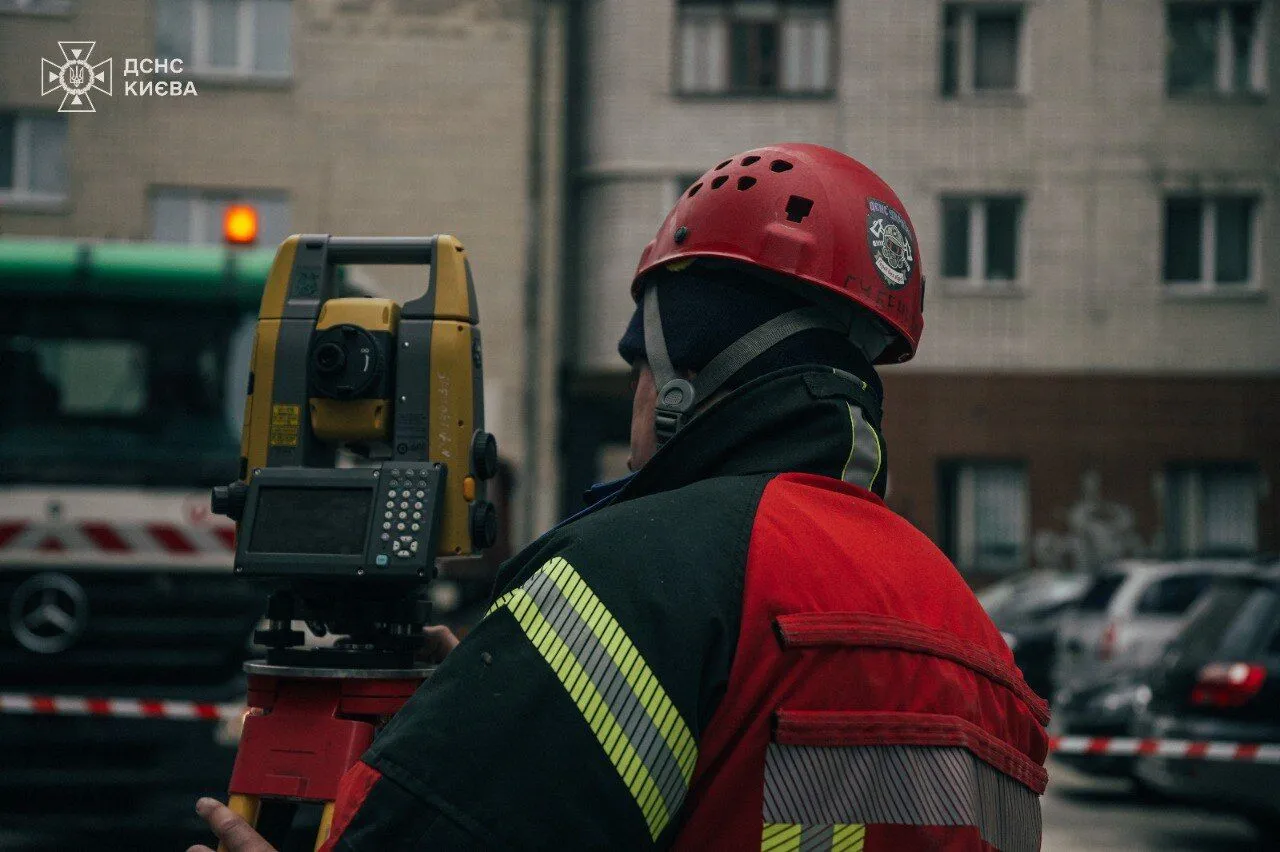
left=785, top=195, right=814, bottom=223
left=715, top=159, right=732, bottom=170
left=740, top=155, right=761, bottom=166
left=737, top=176, right=757, bottom=191
left=711, top=175, right=729, bottom=189
left=770, top=160, right=794, bottom=173
left=687, top=182, right=703, bottom=197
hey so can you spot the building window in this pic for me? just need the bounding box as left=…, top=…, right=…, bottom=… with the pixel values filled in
left=1163, top=196, right=1258, bottom=290
left=1167, top=2, right=1268, bottom=96
left=157, top=0, right=292, bottom=78
left=939, top=461, right=1029, bottom=573
left=678, top=1, right=834, bottom=95
left=941, top=3, right=1025, bottom=97
left=0, top=112, right=68, bottom=205
left=940, top=196, right=1022, bottom=289
left=1165, top=463, right=1261, bottom=556
left=149, top=188, right=291, bottom=246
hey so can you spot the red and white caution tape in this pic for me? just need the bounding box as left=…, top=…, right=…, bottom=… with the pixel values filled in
left=1048, top=735, right=1280, bottom=764
left=2, top=693, right=1278, bottom=765
left=0, top=693, right=243, bottom=722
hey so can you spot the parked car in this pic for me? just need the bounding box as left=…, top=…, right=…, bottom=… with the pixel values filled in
left=1053, top=560, right=1254, bottom=693
left=1051, top=675, right=1154, bottom=777
left=1050, top=560, right=1255, bottom=778
left=1134, top=571, right=1280, bottom=838
left=978, top=570, right=1092, bottom=701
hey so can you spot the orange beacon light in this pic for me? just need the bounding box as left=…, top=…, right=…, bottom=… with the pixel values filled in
left=224, top=204, right=259, bottom=246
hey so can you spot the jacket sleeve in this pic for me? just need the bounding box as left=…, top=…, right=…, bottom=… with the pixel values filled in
left=326, top=479, right=760, bottom=851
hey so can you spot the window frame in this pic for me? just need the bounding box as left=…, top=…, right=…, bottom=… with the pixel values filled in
left=940, top=1, right=1030, bottom=99
left=673, top=0, right=838, bottom=99
left=1161, top=193, right=1263, bottom=294
left=148, top=186, right=291, bottom=246
left=179, top=0, right=293, bottom=81
left=1166, top=0, right=1270, bottom=98
left=938, top=459, right=1031, bottom=574
left=938, top=194, right=1026, bottom=294
left=1163, top=462, right=1262, bottom=557
left=0, top=111, right=69, bottom=210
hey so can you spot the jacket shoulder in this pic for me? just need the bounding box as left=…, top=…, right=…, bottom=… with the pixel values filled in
left=562, top=474, right=772, bottom=577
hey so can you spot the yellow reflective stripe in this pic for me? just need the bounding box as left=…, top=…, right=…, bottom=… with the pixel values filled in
left=761, top=823, right=865, bottom=852
left=542, top=557, right=698, bottom=782
left=501, top=585, right=672, bottom=839
left=832, top=823, right=867, bottom=852
left=868, top=419, right=882, bottom=489
left=841, top=402, right=857, bottom=483
left=761, top=823, right=802, bottom=852
left=486, top=587, right=519, bottom=616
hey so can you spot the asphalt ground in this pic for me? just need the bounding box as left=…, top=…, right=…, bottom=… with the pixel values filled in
left=1043, top=758, right=1265, bottom=851
left=0, top=758, right=1268, bottom=850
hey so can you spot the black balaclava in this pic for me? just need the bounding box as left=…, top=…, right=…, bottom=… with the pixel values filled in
left=617, top=263, right=883, bottom=404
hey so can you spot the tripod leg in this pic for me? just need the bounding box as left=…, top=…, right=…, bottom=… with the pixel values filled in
left=313, top=802, right=336, bottom=852
left=219, top=794, right=260, bottom=852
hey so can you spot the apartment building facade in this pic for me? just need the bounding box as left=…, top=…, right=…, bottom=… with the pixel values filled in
left=558, top=0, right=1280, bottom=577
left=0, top=0, right=565, bottom=541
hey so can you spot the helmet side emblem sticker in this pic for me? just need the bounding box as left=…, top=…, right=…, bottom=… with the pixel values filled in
left=866, top=199, right=915, bottom=291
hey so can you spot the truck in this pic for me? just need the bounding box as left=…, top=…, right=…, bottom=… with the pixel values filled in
left=0, top=237, right=339, bottom=846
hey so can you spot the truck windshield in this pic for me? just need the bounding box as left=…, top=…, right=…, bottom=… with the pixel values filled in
left=1, top=300, right=253, bottom=486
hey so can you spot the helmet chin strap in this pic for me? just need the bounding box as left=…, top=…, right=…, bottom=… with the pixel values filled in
left=642, top=283, right=852, bottom=448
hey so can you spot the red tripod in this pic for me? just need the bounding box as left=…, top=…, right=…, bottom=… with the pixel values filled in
left=221, top=663, right=430, bottom=852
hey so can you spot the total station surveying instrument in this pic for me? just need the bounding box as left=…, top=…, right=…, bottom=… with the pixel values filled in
left=210, top=234, right=499, bottom=850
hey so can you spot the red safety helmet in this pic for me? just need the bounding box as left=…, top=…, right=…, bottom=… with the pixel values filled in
left=633, top=143, right=924, bottom=364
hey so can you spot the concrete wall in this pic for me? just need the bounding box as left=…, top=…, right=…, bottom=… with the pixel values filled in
left=572, top=0, right=1280, bottom=375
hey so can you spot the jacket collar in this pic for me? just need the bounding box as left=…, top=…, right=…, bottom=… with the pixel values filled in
left=615, top=365, right=887, bottom=505
left=493, top=366, right=886, bottom=597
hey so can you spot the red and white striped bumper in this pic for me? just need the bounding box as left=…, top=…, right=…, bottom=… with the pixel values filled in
left=0, top=521, right=235, bottom=556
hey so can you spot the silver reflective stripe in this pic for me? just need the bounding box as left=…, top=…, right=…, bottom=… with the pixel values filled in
left=521, top=568, right=689, bottom=819
left=764, top=744, right=1042, bottom=852
left=840, top=403, right=882, bottom=491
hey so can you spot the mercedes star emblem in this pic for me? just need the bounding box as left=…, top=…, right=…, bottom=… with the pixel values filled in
left=9, top=573, right=89, bottom=654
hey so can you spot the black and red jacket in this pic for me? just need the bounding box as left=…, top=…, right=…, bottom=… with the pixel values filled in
left=322, top=366, right=1049, bottom=850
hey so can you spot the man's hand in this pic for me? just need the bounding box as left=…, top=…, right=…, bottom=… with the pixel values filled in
left=187, top=798, right=276, bottom=852
left=420, top=623, right=460, bottom=663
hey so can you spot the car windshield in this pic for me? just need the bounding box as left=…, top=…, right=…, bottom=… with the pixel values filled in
left=1175, top=580, right=1280, bottom=660
left=1135, top=573, right=1215, bottom=616
left=1077, top=573, right=1125, bottom=612
left=979, top=572, right=1090, bottom=620
left=1, top=300, right=253, bottom=487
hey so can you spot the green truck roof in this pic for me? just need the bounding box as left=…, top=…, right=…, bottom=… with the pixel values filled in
left=0, top=238, right=280, bottom=306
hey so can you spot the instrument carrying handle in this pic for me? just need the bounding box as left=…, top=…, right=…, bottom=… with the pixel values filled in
left=324, top=237, right=437, bottom=266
